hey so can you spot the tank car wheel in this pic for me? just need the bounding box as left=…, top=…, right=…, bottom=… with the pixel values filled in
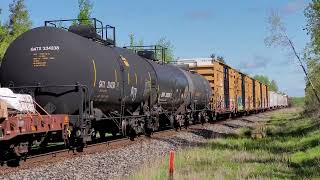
left=121, top=120, right=128, bottom=137
left=6, top=158, right=20, bottom=167
left=207, top=112, right=214, bottom=122
left=215, top=113, right=219, bottom=121
left=112, top=131, right=118, bottom=137
left=98, top=130, right=107, bottom=140
left=75, top=139, right=85, bottom=152
left=169, top=115, right=175, bottom=128
left=173, top=117, right=179, bottom=131
left=200, top=113, right=206, bottom=125
left=76, top=145, right=84, bottom=152
left=184, top=115, right=190, bottom=129
left=129, top=126, right=136, bottom=141
left=144, top=128, right=152, bottom=137
left=64, top=138, right=70, bottom=149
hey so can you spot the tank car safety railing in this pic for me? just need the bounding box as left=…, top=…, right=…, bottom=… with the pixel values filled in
left=45, top=18, right=103, bottom=37
left=44, top=18, right=116, bottom=46
left=123, top=45, right=167, bottom=64
left=106, top=24, right=116, bottom=46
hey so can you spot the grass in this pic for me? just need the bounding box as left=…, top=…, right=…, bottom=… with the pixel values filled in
left=131, top=108, right=320, bottom=179
left=290, top=97, right=305, bottom=107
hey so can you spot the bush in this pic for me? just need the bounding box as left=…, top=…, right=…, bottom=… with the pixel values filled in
left=239, top=128, right=252, bottom=137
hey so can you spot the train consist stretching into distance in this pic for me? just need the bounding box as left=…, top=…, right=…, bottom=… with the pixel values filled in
left=0, top=18, right=288, bottom=163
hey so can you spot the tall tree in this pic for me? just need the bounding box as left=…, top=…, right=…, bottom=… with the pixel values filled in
left=155, top=37, right=174, bottom=63
left=305, top=0, right=320, bottom=55
left=304, top=1, right=320, bottom=111
left=210, top=53, right=226, bottom=63
left=253, top=75, right=279, bottom=92
left=265, top=9, right=320, bottom=103
left=269, top=80, right=279, bottom=92
left=0, top=0, right=31, bottom=60
left=7, top=0, right=31, bottom=38
left=0, top=8, right=8, bottom=60
left=217, top=56, right=225, bottom=63
left=127, top=33, right=144, bottom=50
left=254, top=75, right=270, bottom=85
left=127, top=35, right=174, bottom=62
left=129, top=33, right=135, bottom=47
left=77, top=0, right=93, bottom=25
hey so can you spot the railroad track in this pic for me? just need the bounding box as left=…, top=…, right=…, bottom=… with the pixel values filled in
left=0, top=126, right=182, bottom=174
left=26, top=128, right=175, bottom=161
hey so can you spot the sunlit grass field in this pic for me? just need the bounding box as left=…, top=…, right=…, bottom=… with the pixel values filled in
left=132, top=108, right=320, bottom=179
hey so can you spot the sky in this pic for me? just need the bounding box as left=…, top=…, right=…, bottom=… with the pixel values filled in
left=0, top=0, right=311, bottom=97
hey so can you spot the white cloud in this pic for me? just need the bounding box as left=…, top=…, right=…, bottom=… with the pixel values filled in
left=239, top=55, right=269, bottom=69
left=185, top=10, right=214, bottom=21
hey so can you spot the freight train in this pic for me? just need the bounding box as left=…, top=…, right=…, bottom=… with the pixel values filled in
left=0, top=18, right=288, bottom=164
left=176, top=58, right=288, bottom=116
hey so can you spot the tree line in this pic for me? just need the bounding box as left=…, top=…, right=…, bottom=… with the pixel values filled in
left=253, top=75, right=279, bottom=92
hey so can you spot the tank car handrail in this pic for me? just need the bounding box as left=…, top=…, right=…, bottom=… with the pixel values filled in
left=45, top=18, right=102, bottom=27
left=44, top=18, right=117, bottom=46
left=123, top=45, right=167, bottom=63
left=45, top=18, right=103, bottom=37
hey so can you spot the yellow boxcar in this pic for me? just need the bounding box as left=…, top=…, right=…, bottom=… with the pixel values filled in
left=244, top=75, right=253, bottom=111
left=261, top=84, right=268, bottom=109
left=229, top=68, right=237, bottom=112
left=188, top=61, right=224, bottom=113
left=254, top=80, right=261, bottom=110
left=240, top=73, right=246, bottom=112
left=214, top=62, right=225, bottom=112
left=266, top=85, right=269, bottom=108
left=190, top=64, right=215, bottom=110
left=235, top=70, right=243, bottom=112
left=188, top=60, right=233, bottom=113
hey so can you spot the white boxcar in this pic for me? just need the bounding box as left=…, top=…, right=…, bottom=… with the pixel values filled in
left=269, top=91, right=277, bottom=108
left=277, top=93, right=282, bottom=107
left=268, top=91, right=288, bottom=108
left=284, top=95, right=288, bottom=106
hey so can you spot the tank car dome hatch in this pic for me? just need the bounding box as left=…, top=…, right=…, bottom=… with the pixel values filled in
left=172, top=64, right=190, bottom=71
left=68, top=24, right=101, bottom=39
left=137, top=50, right=155, bottom=60
left=123, top=45, right=167, bottom=62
